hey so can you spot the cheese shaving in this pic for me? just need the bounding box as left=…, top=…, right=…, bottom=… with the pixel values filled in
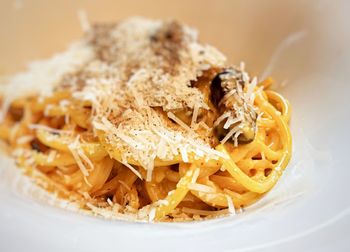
left=191, top=103, right=200, bottom=128
left=191, top=168, right=200, bottom=184
left=122, top=162, right=143, bottom=180
left=223, top=117, right=241, bottom=130
left=233, top=130, right=242, bottom=147
left=188, top=183, right=216, bottom=193
left=167, top=112, right=192, bottom=132
left=213, top=111, right=231, bottom=128
left=28, top=124, right=73, bottom=135
left=47, top=150, right=57, bottom=163
left=68, top=137, right=89, bottom=177
left=76, top=148, right=94, bottom=171
left=148, top=207, right=156, bottom=222
left=16, top=135, right=34, bottom=145
left=220, top=125, right=241, bottom=144
left=107, top=198, right=114, bottom=206
left=225, top=194, right=236, bottom=215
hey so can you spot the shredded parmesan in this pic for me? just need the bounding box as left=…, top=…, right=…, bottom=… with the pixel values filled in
left=220, top=89, right=236, bottom=106
left=191, top=168, right=200, bottom=183
left=223, top=117, right=241, bottom=130
left=191, top=103, right=200, bottom=128
left=68, top=137, right=89, bottom=177
left=156, top=199, right=169, bottom=206
left=246, top=77, right=258, bottom=103
left=3, top=18, right=235, bottom=195
left=220, top=125, right=241, bottom=144
left=107, top=198, right=114, bottom=207
left=213, top=111, right=231, bottom=128
left=188, top=183, right=216, bottom=193
left=225, top=194, right=236, bottom=215
left=233, top=130, right=242, bottom=147
left=179, top=145, right=189, bottom=163
left=76, top=148, right=94, bottom=171
left=28, top=124, right=73, bottom=135
left=122, top=162, right=143, bottom=180
left=0, top=41, right=94, bottom=121
left=82, top=191, right=91, bottom=199
left=167, top=112, right=192, bottom=132
left=196, top=121, right=211, bottom=131
left=47, top=150, right=57, bottom=163
left=148, top=207, right=156, bottom=222
left=16, top=135, right=34, bottom=145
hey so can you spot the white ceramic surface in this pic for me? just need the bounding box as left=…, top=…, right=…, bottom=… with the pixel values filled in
left=0, top=0, right=349, bottom=251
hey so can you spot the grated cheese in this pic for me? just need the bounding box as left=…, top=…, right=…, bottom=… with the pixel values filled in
left=220, top=89, right=236, bottom=106
left=191, top=168, right=200, bottom=183
left=223, top=116, right=241, bottom=130
left=146, top=164, right=154, bottom=182
left=107, top=198, right=114, bottom=206
left=68, top=137, right=89, bottom=177
left=3, top=17, right=240, bottom=185
left=16, top=135, right=34, bottom=145
left=156, top=199, right=169, bottom=206
left=246, top=77, right=258, bottom=103
left=233, top=130, right=242, bottom=147
left=194, top=121, right=211, bottom=131
left=225, top=194, right=236, bottom=215
left=213, top=111, right=231, bottom=128
left=220, top=125, right=241, bottom=144
left=82, top=191, right=91, bottom=199
left=76, top=148, right=94, bottom=171
left=0, top=41, right=94, bottom=121
left=179, top=145, right=189, bottom=163
left=122, top=162, right=143, bottom=180
left=190, top=103, right=200, bottom=128
left=148, top=207, right=156, bottom=222
left=47, top=150, right=57, bottom=163
left=28, top=124, right=73, bottom=135
left=188, top=183, right=216, bottom=193
left=167, top=112, right=192, bottom=132
left=75, top=18, right=230, bottom=174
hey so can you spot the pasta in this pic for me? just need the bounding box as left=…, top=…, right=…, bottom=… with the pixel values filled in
left=0, top=17, right=291, bottom=222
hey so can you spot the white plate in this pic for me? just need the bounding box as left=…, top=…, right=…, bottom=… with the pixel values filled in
left=0, top=0, right=349, bottom=251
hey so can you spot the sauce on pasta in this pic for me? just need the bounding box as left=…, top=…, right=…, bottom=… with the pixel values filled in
left=0, top=17, right=291, bottom=222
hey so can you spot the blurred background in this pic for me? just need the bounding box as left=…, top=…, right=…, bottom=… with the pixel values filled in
left=1, top=0, right=349, bottom=84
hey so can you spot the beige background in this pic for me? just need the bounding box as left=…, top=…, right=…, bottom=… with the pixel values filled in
left=0, top=0, right=334, bottom=82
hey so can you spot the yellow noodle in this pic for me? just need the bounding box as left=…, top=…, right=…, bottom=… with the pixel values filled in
left=0, top=78, right=292, bottom=222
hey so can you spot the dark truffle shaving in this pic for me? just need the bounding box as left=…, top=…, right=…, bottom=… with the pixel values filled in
left=210, top=68, right=257, bottom=144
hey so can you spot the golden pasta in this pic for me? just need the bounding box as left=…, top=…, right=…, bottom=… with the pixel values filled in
left=0, top=17, right=292, bottom=222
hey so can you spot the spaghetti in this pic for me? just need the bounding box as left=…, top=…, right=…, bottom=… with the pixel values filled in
left=0, top=17, right=291, bottom=222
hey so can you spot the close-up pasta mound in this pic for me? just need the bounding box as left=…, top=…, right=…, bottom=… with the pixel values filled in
left=0, top=17, right=291, bottom=222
